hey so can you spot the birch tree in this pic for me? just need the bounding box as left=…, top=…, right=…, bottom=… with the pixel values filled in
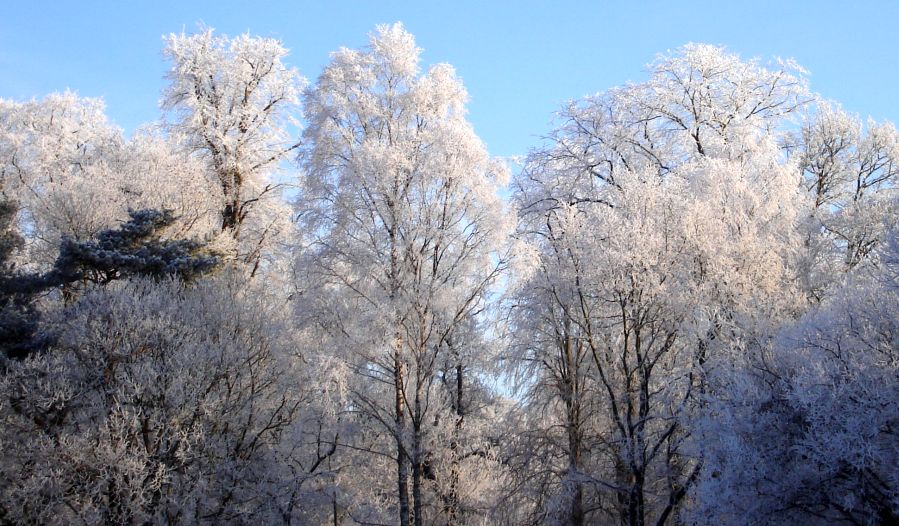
left=509, top=44, right=810, bottom=525
left=297, top=23, right=512, bottom=526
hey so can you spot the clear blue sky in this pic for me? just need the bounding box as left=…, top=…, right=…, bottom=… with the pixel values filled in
left=2, top=1, right=897, bottom=158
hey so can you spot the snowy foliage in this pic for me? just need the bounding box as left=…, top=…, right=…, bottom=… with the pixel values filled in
left=297, top=23, right=513, bottom=526
left=0, top=93, right=219, bottom=271
left=0, top=26, right=896, bottom=526
left=795, top=103, right=899, bottom=299
left=694, top=224, right=899, bottom=525
left=0, top=92, right=126, bottom=266
left=53, top=208, right=218, bottom=285
left=162, top=28, right=304, bottom=272
left=507, top=44, right=813, bottom=525
left=0, top=276, right=337, bottom=524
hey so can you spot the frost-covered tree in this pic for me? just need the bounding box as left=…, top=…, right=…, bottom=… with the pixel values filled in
left=113, top=130, right=223, bottom=241
left=162, top=28, right=304, bottom=272
left=0, top=92, right=124, bottom=267
left=508, top=44, right=810, bottom=525
left=2, top=27, right=898, bottom=526
left=0, top=276, right=335, bottom=524
left=0, top=93, right=219, bottom=271
left=694, top=221, right=899, bottom=525
left=795, top=103, right=899, bottom=290
left=297, top=23, right=513, bottom=526
left=0, top=197, right=43, bottom=359
left=53, top=208, right=218, bottom=287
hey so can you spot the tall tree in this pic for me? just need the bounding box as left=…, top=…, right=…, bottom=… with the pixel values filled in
left=0, top=92, right=124, bottom=267
left=509, top=44, right=810, bottom=525
left=162, top=28, right=304, bottom=271
left=297, top=23, right=512, bottom=526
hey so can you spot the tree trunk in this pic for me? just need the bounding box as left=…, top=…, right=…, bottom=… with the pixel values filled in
left=627, top=470, right=645, bottom=526
left=563, top=324, right=584, bottom=526
left=220, top=168, right=243, bottom=237
left=395, top=353, right=411, bottom=526
left=569, top=480, right=584, bottom=526
left=446, top=362, right=464, bottom=524
left=221, top=199, right=241, bottom=234
left=412, top=416, right=423, bottom=526
left=566, top=403, right=584, bottom=521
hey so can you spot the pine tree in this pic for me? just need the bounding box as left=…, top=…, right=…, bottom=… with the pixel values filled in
left=53, top=208, right=219, bottom=286
left=0, top=199, right=42, bottom=359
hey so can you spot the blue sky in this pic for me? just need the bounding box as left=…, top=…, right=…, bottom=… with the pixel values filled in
left=2, top=1, right=897, bottom=158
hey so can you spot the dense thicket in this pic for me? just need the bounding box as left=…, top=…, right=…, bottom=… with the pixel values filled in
left=0, top=24, right=896, bottom=526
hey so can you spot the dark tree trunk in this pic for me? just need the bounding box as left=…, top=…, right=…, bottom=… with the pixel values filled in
left=445, top=362, right=464, bottom=524
left=395, top=353, right=411, bottom=526
left=412, top=417, right=423, bottom=526
left=220, top=168, right=243, bottom=237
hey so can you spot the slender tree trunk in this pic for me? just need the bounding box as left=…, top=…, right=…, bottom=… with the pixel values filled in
left=332, top=492, right=338, bottom=526
left=331, top=456, right=339, bottom=526
left=569, top=480, right=584, bottom=526
left=395, top=353, right=411, bottom=526
left=567, top=435, right=584, bottom=526
left=563, top=323, right=584, bottom=526
left=386, top=210, right=412, bottom=526
left=446, top=362, right=464, bottom=524
left=412, top=400, right=423, bottom=526
left=615, top=454, right=630, bottom=525
left=627, top=470, right=645, bottom=526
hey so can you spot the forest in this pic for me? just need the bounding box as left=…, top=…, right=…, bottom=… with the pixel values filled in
left=0, top=23, right=897, bottom=526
